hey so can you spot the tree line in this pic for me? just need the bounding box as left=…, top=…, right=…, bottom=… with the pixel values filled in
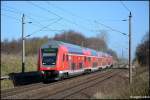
left=135, top=32, right=149, bottom=66
left=1, top=30, right=118, bottom=60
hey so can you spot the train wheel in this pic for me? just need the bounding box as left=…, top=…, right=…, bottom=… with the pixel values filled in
left=62, top=72, right=69, bottom=79
left=98, top=67, right=102, bottom=71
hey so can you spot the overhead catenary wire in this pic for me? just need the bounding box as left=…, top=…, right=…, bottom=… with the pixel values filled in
left=45, top=1, right=127, bottom=36
left=25, top=18, right=62, bottom=38
left=45, top=1, right=91, bottom=23
left=27, top=1, right=62, bottom=19
left=2, top=9, right=69, bottom=42
left=1, top=7, right=48, bottom=27
left=2, top=7, right=64, bottom=37
left=3, top=2, right=127, bottom=38
left=45, top=1, right=96, bottom=29
left=28, top=1, right=96, bottom=33
left=1, top=8, right=42, bottom=27
left=1, top=8, right=22, bottom=15
left=1, top=7, right=60, bottom=31
left=2, top=5, right=54, bottom=20
left=46, top=2, right=127, bottom=23
left=3, top=5, right=59, bottom=22
left=120, top=1, right=131, bottom=12
left=94, top=20, right=128, bottom=36
left=1, top=13, right=21, bottom=22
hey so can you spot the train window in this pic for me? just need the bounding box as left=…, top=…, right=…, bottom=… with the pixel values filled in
left=88, top=57, right=91, bottom=62
left=42, top=48, right=57, bottom=66
left=93, top=62, right=98, bottom=67
left=79, top=63, right=83, bottom=69
left=71, top=63, right=75, bottom=70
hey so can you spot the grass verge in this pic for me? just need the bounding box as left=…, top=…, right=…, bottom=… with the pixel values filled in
left=93, top=66, right=149, bottom=99
left=1, top=54, right=37, bottom=90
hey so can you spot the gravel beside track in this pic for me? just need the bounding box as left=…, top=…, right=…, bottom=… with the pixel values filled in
left=45, top=70, right=120, bottom=99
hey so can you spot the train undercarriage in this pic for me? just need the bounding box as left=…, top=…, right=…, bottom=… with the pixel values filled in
left=40, top=65, right=113, bottom=82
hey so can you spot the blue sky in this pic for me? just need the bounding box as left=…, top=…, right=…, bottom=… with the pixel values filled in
left=1, top=1, right=149, bottom=60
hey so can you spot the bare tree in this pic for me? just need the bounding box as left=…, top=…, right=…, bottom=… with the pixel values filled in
left=135, top=32, right=149, bottom=66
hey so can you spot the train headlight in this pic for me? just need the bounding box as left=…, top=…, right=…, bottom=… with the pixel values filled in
left=41, top=71, right=44, bottom=74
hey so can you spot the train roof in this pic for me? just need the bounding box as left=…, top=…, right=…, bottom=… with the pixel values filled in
left=41, top=40, right=63, bottom=48
left=41, top=40, right=108, bottom=56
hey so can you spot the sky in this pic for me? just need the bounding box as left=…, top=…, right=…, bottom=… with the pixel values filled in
left=1, top=1, right=149, bottom=60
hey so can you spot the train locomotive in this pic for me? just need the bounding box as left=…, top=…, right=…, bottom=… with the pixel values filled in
left=38, top=40, right=113, bottom=81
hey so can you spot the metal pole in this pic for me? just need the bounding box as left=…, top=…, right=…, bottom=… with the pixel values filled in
left=122, top=48, right=123, bottom=58
left=81, top=41, right=84, bottom=47
left=22, top=14, right=25, bottom=73
left=129, top=12, right=132, bottom=84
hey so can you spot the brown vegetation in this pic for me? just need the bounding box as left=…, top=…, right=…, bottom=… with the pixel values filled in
left=135, top=32, right=149, bottom=66
left=1, top=30, right=118, bottom=60
left=93, top=66, right=149, bottom=99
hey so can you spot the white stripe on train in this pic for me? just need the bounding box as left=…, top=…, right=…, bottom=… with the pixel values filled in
left=59, top=65, right=112, bottom=76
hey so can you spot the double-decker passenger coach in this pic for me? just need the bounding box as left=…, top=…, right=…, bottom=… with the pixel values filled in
left=38, top=40, right=114, bottom=81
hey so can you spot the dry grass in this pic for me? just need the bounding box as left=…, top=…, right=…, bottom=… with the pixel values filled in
left=131, top=66, right=149, bottom=97
left=1, top=54, right=37, bottom=90
left=1, top=80, right=14, bottom=90
left=93, top=65, right=149, bottom=99
left=1, top=54, right=37, bottom=76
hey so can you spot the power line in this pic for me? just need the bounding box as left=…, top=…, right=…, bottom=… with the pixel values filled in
left=1, top=6, right=59, bottom=31
left=40, top=29, right=65, bottom=32
left=1, top=8, right=22, bottom=15
left=46, top=2, right=125, bottom=23
left=97, top=18, right=128, bottom=22
left=45, top=1, right=94, bottom=27
left=1, top=8, right=46, bottom=28
left=120, top=1, right=131, bottom=12
left=1, top=13, right=21, bottom=22
left=45, top=1, right=88, bottom=21
left=26, top=18, right=62, bottom=37
left=3, top=7, right=68, bottom=37
left=94, top=20, right=128, bottom=36
left=3, top=2, right=127, bottom=38
left=28, top=1, right=95, bottom=33
left=2, top=7, right=64, bottom=37
left=45, top=1, right=128, bottom=36
left=27, top=1, right=62, bottom=19
left=2, top=9, right=48, bottom=29
left=2, top=5, right=53, bottom=20
left=2, top=5, right=58, bottom=22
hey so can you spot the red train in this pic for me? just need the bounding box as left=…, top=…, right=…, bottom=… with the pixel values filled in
left=38, top=40, right=113, bottom=81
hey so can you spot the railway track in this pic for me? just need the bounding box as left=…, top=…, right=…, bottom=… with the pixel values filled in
left=1, top=69, right=109, bottom=98
left=44, top=70, right=120, bottom=99
left=1, top=83, right=46, bottom=97
left=1, top=69, right=121, bottom=99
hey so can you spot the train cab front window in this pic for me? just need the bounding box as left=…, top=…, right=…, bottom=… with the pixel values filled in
left=42, top=48, right=57, bottom=66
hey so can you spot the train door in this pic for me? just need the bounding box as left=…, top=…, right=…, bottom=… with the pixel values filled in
left=99, top=57, right=102, bottom=67
left=69, top=55, right=77, bottom=71
left=87, top=57, right=91, bottom=69
left=62, top=53, right=69, bottom=70
left=78, top=56, right=83, bottom=70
